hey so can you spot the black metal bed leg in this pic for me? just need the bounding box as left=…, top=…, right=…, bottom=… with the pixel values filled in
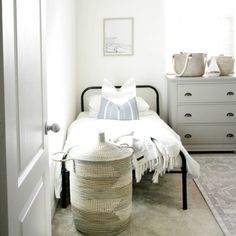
left=180, top=151, right=188, bottom=210
left=60, top=154, right=70, bottom=208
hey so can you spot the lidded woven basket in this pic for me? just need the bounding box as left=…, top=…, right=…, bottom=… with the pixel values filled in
left=70, top=132, right=133, bottom=236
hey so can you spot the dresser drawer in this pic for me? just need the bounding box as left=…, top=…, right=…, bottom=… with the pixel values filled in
left=178, top=83, right=236, bottom=103
left=177, top=125, right=236, bottom=144
left=177, top=104, right=236, bottom=123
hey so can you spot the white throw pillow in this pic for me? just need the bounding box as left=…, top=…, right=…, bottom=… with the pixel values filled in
left=101, top=78, right=136, bottom=105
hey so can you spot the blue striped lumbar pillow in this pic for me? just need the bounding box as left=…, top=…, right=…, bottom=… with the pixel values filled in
left=97, top=97, right=139, bottom=120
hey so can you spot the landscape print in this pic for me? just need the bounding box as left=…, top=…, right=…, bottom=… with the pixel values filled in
left=104, top=18, right=133, bottom=56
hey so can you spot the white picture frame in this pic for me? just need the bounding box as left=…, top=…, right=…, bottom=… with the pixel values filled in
left=103, top=18, right=134, bottom=56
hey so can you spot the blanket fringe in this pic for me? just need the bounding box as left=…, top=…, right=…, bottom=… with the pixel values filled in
left=134, top=140, right=181, bottom=184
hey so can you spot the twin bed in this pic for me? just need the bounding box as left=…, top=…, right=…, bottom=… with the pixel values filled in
left=57, top=84, right=200, bottom=210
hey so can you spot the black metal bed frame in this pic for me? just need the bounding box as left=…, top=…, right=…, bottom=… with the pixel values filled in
left=61, top=85, right=188, bottom=210
left=81, top=85, right=160, bottom=115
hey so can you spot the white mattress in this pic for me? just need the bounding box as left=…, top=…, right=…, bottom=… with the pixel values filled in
left=54, top=111, right=200, bottom=198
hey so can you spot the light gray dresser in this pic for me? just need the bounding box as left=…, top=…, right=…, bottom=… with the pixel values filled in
left=167, top=75, right=236, bottom=151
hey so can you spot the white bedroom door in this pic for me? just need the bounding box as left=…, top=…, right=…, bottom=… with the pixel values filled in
left=2, top=0, right=51, bottom=235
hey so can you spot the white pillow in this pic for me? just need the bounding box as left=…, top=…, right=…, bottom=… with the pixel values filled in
left=136, top=97, right=150, bottom=111
left=88, top=95, right=150, bottom=112
left=101, top=78, right=136, bottom=105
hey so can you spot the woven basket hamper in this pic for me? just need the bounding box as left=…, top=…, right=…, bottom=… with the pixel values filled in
left=70, top=133, right=133, bottom=236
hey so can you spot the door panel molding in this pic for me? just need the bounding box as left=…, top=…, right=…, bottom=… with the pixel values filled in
left=19, top=177, right=43, bottom=222
left=16, top=0, right=44, bottom=173
left=19, top=177, right=46, bottom=236
left=18, top=147, right=44, bottom=187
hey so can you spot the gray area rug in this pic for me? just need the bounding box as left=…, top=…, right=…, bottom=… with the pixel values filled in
left=53, top=173, right=223, bottom=236
left=193, top=154, right=236, bottom=236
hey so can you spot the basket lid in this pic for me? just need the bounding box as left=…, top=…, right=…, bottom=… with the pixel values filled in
left=69, top=132, right=134, bottom=161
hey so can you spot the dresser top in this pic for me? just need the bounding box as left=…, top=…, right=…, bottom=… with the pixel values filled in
left=166, top=74, right=236, bottom=82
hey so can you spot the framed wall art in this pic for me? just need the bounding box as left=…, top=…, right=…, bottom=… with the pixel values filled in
left=103, top=17, right=134, bottom=56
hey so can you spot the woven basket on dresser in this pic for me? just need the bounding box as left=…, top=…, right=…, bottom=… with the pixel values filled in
left=69, top=133, right=133, bottom=236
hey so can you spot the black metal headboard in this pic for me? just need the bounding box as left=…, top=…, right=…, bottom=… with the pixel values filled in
left=81, top=85, right=160, bottom=115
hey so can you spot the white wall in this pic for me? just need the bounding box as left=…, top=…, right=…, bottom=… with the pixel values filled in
left=76, top=0, right=167, bottom=119
left=0, top=9, right=8, bottom=233
left=47, top=0, right=77, bottom=215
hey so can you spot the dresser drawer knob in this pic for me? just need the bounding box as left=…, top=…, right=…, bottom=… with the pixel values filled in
left=226, top=133, right=234, bottom=138
left=184, top=113, right=192, bottom=117
left=184, top=134, right=192, bottom=138
left=226, top=112, right=234, bottom=117
left=184, top=92, right=192, bottom=97
left=227, top=91, right=234, bottom=96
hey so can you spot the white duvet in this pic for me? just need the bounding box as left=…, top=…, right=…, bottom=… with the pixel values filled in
left=54, top=111, right=200, bottom=198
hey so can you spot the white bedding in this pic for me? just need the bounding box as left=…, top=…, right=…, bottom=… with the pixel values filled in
left=54, top=111, right=200, bottom=198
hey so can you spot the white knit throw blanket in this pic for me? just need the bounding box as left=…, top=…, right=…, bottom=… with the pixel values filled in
left=114, top=132, right=199, bottom=183
left=113, top=133, right=181, bottom=184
